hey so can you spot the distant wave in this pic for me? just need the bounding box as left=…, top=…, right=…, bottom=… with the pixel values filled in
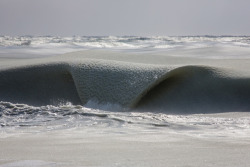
left=1, top=51, right=250, bottom=114
left=1, top=36, right=250, bottom=50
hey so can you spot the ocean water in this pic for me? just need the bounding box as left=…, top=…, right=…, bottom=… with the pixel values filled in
left=0, top=36, right=250, bottom=140
left=1, top=35, right=250, bottom=57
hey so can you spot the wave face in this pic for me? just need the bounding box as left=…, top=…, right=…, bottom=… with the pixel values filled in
left=0, top=64, right=81, bottom=106
left=136, top=66, right=250, bottom=113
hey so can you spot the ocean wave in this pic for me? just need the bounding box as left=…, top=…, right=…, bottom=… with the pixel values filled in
left=1, top=36, right=250, bottom=61
left=1, top=50, right=250, bottom=114
left=1, top=36, right=250, bottom=50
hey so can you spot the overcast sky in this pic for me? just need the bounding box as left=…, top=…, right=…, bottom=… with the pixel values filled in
left=1, top=0, right=250, bottom=36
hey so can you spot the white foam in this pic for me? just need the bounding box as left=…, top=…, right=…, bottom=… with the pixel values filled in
left=84, top=100, right=124, bottom=112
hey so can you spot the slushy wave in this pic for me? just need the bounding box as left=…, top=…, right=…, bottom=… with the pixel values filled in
left=1, top=46, right=250, bottom=138
left=0, top=54, right=250, bottom=113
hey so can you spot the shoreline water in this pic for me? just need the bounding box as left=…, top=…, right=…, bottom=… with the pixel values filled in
left=1, top=127, right=250, bottom=167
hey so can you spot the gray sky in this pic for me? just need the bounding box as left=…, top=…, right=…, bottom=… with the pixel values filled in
left=1, top=0, right=250, bottom=36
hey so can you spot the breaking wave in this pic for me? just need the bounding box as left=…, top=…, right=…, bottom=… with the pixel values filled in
left=0, top=57, right=250, bottom=114
left=1, top=50, right=250, bottom=138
